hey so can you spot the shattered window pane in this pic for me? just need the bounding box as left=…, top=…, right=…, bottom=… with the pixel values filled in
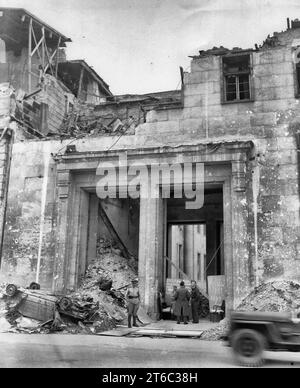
left=225, top=76, right=237, bottom=101
left=238, top=74, right=250, bottom=100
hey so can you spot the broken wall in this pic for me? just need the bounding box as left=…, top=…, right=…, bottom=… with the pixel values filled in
left=1, top=27, right=300, bottom=309
left=0, top=46, right=76, bottom=136
left=133, top=36, right=300, bottom=300
left=0, top=140, right=58, bottom=288
left=36, top=74, right=75, bottom=134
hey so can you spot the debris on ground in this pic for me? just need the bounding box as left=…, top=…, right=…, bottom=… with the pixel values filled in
left=69, top=237, right=139, bottom=328
left=0, top=317, right=12, bottom=332
left=200, top=318, right=230, bottom=341
left=236, top=280, right=300, bottom=312
left=0, top=238, right=139, bottom=334
left=16, top=316, right=41, bottom=330
left=200, top=280, right=300, bottom=341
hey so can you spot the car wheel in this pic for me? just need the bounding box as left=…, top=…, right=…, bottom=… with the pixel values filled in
left=59, top=297, right=72, bottom=311
left=6, top=284, right=18, bottom=297
left=231, top=329, right=266, bottom=367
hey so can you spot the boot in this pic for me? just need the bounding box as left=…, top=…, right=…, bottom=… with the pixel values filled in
left=133, top=316, right=138, bottom=327
left=128, top=315, right=132, bottom=328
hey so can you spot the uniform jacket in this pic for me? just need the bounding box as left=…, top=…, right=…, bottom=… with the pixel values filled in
left=126, top=286, right=140, bottom=305
left=191, top=286, right=201, bottom=302
left=173, top=286, right=191, bottom=316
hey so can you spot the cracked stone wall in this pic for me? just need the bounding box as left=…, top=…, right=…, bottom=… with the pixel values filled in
left=1, top=29, right=300, bottom=297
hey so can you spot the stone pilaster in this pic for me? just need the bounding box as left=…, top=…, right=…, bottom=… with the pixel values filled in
left=231, top=160, right=251, bottom=307
left=53, top=169, right=72, bottom=292
left=138, top=185, right=164, bottom=319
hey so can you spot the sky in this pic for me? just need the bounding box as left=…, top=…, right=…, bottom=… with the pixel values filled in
left=1, top=0, right=300, bottom=94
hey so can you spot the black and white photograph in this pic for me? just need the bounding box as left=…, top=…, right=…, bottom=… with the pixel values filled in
left=0, top=0, right=300, bottom=372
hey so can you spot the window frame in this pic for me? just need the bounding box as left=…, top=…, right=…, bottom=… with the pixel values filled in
left=221, top=52, right=254, bottom=104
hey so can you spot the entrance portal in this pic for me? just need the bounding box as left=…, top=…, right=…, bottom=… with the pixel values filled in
left=164, top=186, right=224, bottom=314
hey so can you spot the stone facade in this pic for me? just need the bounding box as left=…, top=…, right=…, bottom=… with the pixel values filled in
left=0, top=16, right=300, bottom=318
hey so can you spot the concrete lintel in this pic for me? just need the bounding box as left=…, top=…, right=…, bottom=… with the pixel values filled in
left=55, top=140, right=254, bottom=163
left=55, top=141, right=254, bottom=173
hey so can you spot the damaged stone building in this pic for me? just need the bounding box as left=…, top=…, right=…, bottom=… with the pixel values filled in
left=0, top=7, right=300, bottom=319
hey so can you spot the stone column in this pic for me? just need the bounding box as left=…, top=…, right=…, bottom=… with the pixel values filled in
left=184, top=224, right=194, bottom=278
left=53, top=169, right=72, bottom=292
left=138, top=187, right=164, bottom=319
left=231, top=159, right=251, bottom=307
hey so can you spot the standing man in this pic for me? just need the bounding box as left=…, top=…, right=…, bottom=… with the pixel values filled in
left=174, top=281, right=190, bottom=324
left=170, top=285, right=178, bottom=320
left=190, top=280, right=201, bottom=323
left=126, top=278, right=140, bottom=328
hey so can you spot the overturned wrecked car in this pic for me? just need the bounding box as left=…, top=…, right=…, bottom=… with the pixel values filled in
left=5, top=282, right=99, bottom=320
left=3, top=282, right=115, bottom=333
left=228, top=310, right=300, bottom=367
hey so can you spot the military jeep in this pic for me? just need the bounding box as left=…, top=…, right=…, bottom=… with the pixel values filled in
left=228, top=311, right=300, bottom=366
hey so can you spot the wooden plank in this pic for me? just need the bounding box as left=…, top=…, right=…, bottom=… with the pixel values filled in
left=165, top=256, right=189, bottom=280
left=95, top=328, right=134, bottom=337
left=77, top=66, right=84, bottom=100
left=129, top=328, right=203, bottom=338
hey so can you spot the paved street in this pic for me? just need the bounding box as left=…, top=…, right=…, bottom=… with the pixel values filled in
left=0, top=333, right=300, bottom=368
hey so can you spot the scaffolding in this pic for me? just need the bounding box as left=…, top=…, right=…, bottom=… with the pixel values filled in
left=25, top=14, right=65, bottom=92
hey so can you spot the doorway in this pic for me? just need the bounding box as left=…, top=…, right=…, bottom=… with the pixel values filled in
left=164, top=186, right=224, bottom=307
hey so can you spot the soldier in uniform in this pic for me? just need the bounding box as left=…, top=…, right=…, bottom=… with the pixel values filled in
left=190, top=280, right=201, bottom=323
left=173, top=280, right=190, bottom=324
left=126, top=278, right=140, bottom=328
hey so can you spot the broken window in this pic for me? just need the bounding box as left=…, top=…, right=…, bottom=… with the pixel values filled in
left=222, top=54, right=252, bottom=102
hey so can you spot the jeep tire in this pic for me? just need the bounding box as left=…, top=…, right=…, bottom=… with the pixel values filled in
left=231, top=329, right=266, bottom=367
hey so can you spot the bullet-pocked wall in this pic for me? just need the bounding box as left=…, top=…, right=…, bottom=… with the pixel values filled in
left=134, top=28, right=300, bottom=302
left=0, top=26, right=300, bottom=311
left=0, top=140, right=58, bottom=288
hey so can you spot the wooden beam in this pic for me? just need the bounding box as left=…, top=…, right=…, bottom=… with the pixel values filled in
left=28, top=17, right=32, bottom=92
left=44, top=47, right=58, bottom=75
left=55, top=36, right=61, bottom=77
left=42, top=27, right=45, bottom=69
left=44, top=33, right=54, bottom=76
left=31, top=32, right=44, bottom=59
left=98, top=202, right=132, bottom=261
left=164, top=255, right=189, bottom=280
left=77, top=66, right=84, bottom=100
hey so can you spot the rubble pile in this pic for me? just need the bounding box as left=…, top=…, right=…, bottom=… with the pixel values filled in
left=71, top=238, right=138, bottom=326
left=0, top=238, right=139, bottom=334
left=201, top=280, right=300, bottom=341
left=0, top=284, right=9, bottom=332
left=236, top=280, right=300, bottom=312
left=200, top=318, right=230, bottom=341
